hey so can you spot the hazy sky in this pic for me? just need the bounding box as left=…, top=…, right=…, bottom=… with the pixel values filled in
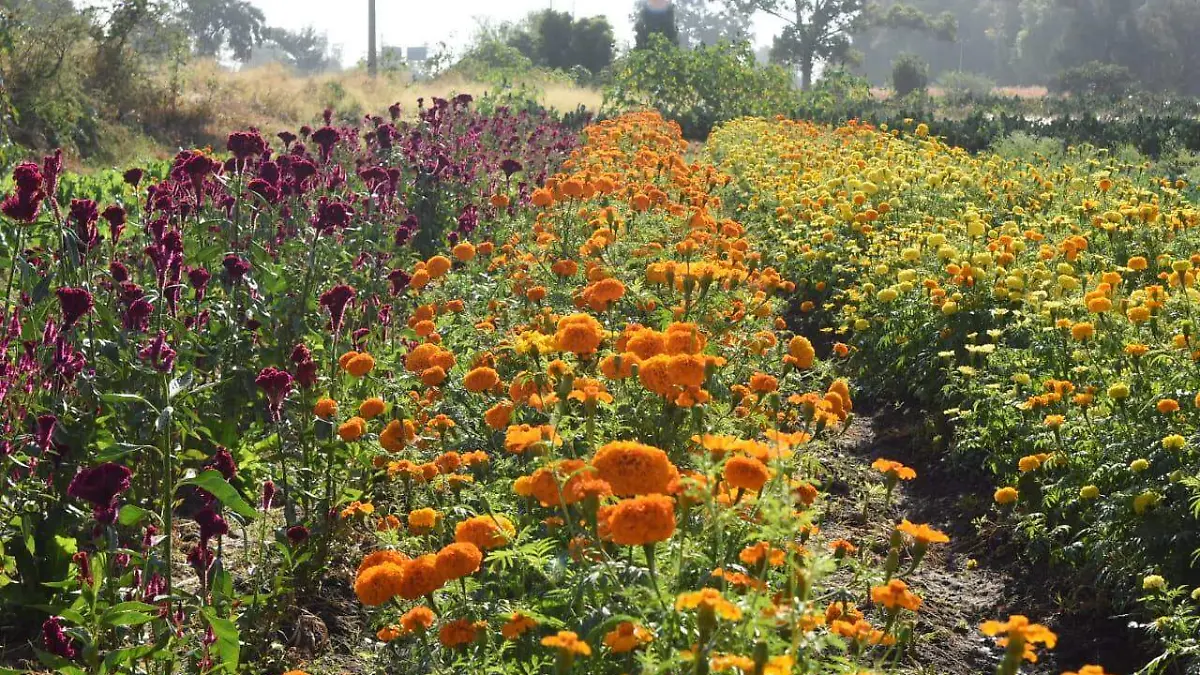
left=243, top=0, right=782, bottom=65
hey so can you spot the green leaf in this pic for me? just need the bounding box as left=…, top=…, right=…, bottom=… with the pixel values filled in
left=102, top=611, right=154, bottom=627
left=202, top=606, right=240, bottom=673
left=180, top=471, right=256, bottom=520
left=117, top=504, right=151, bottom=527
left=99, top=392, right=155, bottom=409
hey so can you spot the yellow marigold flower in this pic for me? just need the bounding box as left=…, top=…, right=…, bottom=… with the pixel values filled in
left=1130, top=458, right=1150, bottom=472
left=1133, top=490, right=1160, bottom=514
left=1079, top=485, right=1099, bottom=499
left=1143, top=574, right=1166, bottom=591
left=1043, top=414, right=1064, bottom=429
left=785, top=335, right=816, bottom=368
left=1162, top=434, right=1186, bottom=450
left=1108, top=382, right=1130, bottom=399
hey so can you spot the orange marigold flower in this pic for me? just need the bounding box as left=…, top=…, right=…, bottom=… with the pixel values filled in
left=980, top=615, right=1057, bottom=663
left=313, top=397, right=338, bottom=419
left=590, top=441, right=678, bottom=496
left=484, top=401, right=513, bottom=430
left=897, top=519, right=950, bottom=545
left=605, top=495, right=676, bottom=546
left=994, top=486, right=1019, bottom=504
left=603, top=621, right=653, bottom=653
left=455, top=514, right=515, bottom=550
left=420, top=365, right=447, bottom=386
left=501, top=612, right=538, bottom=640
left=723, top=455, right=770, bottom=492
left=871, top=458, right=916, bottom=480
left=397, top=554, right=444, bottom=599
left=1158, top=398, right=1180, bottom=414
left=438, top=618, right=482, bottom=648
left=667, top=353, right=708, bottom=387
left=407, top=508, right=441, bottom=535
left=376, top=514, right=402, bottom=532
left=638, top=354, right=677, bottom=397
left=829, top=539, right=858, bottom=556
left=426, top=255, right=452, bottom=279
left=399, top=606, right=436, bottom=634
left=555, top=313, right=604, bottom=355
left=452, top=242, right=476, bottom=262
left=599, top=352, right=639, bottom=379
left=464, top=366, right=500, bottom=393
left=541, top=631, right=591, bottom=657
left=343, top=352, right=375, bottom=377
left=353, top=561, right=405, bottom=606
left=664, top=322, right=706, bottom=354
left=435, top=542, right=483, bottom=580
left=376, top=624, right=402, bottom=642
left=504, top=423, right=559, bottom=454
left=337, top=416, right=367, bottom=441
left=785, top=335, right=816, bottom=368
left=749, top=372, right=778, bottom=393
left=356, top=549, right=409, bottom=577
left=675, top=588, right=742, bottom=621
left=739, top=541, right=786, bottom=567
left=359, top=397, right=386, bottom=419
left=870, top=578, right=922, bottom=612
left=1063, top=667, right=1113, bottom=675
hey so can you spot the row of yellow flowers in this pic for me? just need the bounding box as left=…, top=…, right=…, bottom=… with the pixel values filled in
left=709, top=115, right=1200, bottom=664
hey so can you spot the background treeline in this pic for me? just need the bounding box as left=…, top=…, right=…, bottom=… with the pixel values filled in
left=854, top=0, right=1200, bottom=95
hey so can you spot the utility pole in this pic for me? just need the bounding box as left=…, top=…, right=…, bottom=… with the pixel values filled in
left=368, top=0, right=378, bottom=78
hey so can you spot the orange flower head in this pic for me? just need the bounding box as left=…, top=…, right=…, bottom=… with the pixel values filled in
left=723, top=455, right=770, bottom=492
left=400, top=606, right=436, bottom=634
left=603, top=621, right=653, bottom=653
left=354, top=561, right=405, bottom=606
left=358, top=397, right=386, bottom=419
left=870, top=578, right=922, bottom=612
left=605, top=494, right=676, bottom=546
left=897, top=519, right=950, bottom=545
left=313, top=397, right=338, bottom=419
left=435, top=542, right=483, bottom=580
left=455, top=514, right=516, bottom=550
left=590, top=441, right=678, bottom=496
left=397, top=554, right=445, bottom=599
left=464, top=366, right=500, bottom=393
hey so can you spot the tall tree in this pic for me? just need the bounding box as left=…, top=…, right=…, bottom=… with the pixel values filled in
left=734, top=0, right=867, bottom=89
left=675, top=0, right=751, bottom=48
left=634, top=1, right=680, bottom=49
left=177, top=0, right=265, bottom=62
left=258, top=26, right=338, bottom=74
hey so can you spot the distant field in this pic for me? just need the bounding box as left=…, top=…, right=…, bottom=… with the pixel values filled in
left=869, top=85, right=1050, bottom=99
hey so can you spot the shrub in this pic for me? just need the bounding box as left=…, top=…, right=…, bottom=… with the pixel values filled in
left=603, top=34, right=795, bottom=139
left=891, top=53, right=928, bottom=98
left=936, top=70, right=996, bottom=102
left=1050, top=61, right=1137, bottom=100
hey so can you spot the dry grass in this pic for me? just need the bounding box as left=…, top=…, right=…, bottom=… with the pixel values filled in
left=168, top=61, right=602, bottom=142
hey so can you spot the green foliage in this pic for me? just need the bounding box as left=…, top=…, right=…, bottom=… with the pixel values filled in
left=255, top=26, right=339, bottom=74
left=890, top=53, right=927, bottom=97
left=462, top=11, right=614, bottom=83
left=935, top=70, right=995, bottom=103
left=1049, top=61, right=1137, bottom=101
left=604, top=35, right=796, bottom=139
left=674, top=0, right=750, bottom=48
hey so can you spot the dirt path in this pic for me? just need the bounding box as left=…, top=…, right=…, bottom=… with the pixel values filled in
left=820, top=403, right=1157, bottom=675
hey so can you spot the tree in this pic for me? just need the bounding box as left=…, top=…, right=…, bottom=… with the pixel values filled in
left=634, top=1, right=679, bottom=49
left=258, top=26, right=338, bottom=74
left=734, top=0, right=955, bottom=90
left=533, top=10, right=575, bottom=70
left=571, top=17, right=615, bottom=74
left=176, top=0, right=265, bottom=62
left=675, top=0, right=751, bottom=48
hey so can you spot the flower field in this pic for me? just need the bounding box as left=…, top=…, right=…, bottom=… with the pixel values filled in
left=0, top=101, right=1180, bottom=675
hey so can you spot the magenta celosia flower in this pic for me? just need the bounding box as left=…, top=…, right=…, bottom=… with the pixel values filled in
left=319, top=284, right=356, bottom=335
left=255, top=367, right=293, bottom=422
left=261, top=480, right=276, bottom=510
left=41, top=617, right=76, bottom=660
left=56, top=287, right=94, bottom=327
